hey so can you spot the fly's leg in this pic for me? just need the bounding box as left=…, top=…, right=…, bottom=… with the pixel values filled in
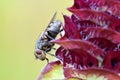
left=47, top=52, right=55, bottom=57
left=52, top=47, right=56, bottom=50
left=45, top=58, right=49, bottom=63
left=45, top=52, right=56, bottom=63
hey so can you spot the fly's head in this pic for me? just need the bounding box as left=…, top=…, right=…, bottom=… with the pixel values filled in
left=34, top=49, right=46, bottom=61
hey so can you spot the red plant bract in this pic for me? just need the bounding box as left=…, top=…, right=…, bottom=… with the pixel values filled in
left=53, top=0, right=120, bottom=79
left=38, top=0, right=120, bottom=80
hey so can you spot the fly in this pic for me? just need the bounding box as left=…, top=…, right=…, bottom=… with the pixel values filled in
left=34, top=12, right=62, bottom=62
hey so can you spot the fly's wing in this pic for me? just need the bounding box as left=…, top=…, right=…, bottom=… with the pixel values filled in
left=44, top=12, right=57, bottom=33
left=35, top=12, right=57, bottom=49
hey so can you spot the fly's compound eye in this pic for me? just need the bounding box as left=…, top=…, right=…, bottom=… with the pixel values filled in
left=34, top=49, right=46, bottom=60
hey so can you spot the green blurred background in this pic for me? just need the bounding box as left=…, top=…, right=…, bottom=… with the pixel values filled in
left=0, top=0, right=73, bottom=80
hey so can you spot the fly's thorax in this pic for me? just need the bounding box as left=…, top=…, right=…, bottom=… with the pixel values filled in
left=47, top=20, right=62, bottom=38
left=34, top=49, right=46, bottom=60
left=48, top=20, right=62, bottom=32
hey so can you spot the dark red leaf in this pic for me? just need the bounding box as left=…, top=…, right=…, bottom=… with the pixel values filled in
left=52, top=39, right=104, bottom=58
left=63, top=15, right=81, bottom=39
left=55, top=47, right=98, bottom=70
left=83, top=0, right=120, bottom=18
left=110, top=20, right=120, bottom=32
left=102, top=51, right=120, bottom=73
left=55, top=47, right=66, bottom=61
left=89, top=38, right=118, bottom=52
left=79, top=27, right=120, bottom=44
left=69, top=0, right=89, bottom=9
left=71, top=14, right=99, bottom=29
left=68, top=9, right=119, bottom=28
left=67, top=49, right=98, bottom=68
left=69, top=0, right=120, bottom=18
